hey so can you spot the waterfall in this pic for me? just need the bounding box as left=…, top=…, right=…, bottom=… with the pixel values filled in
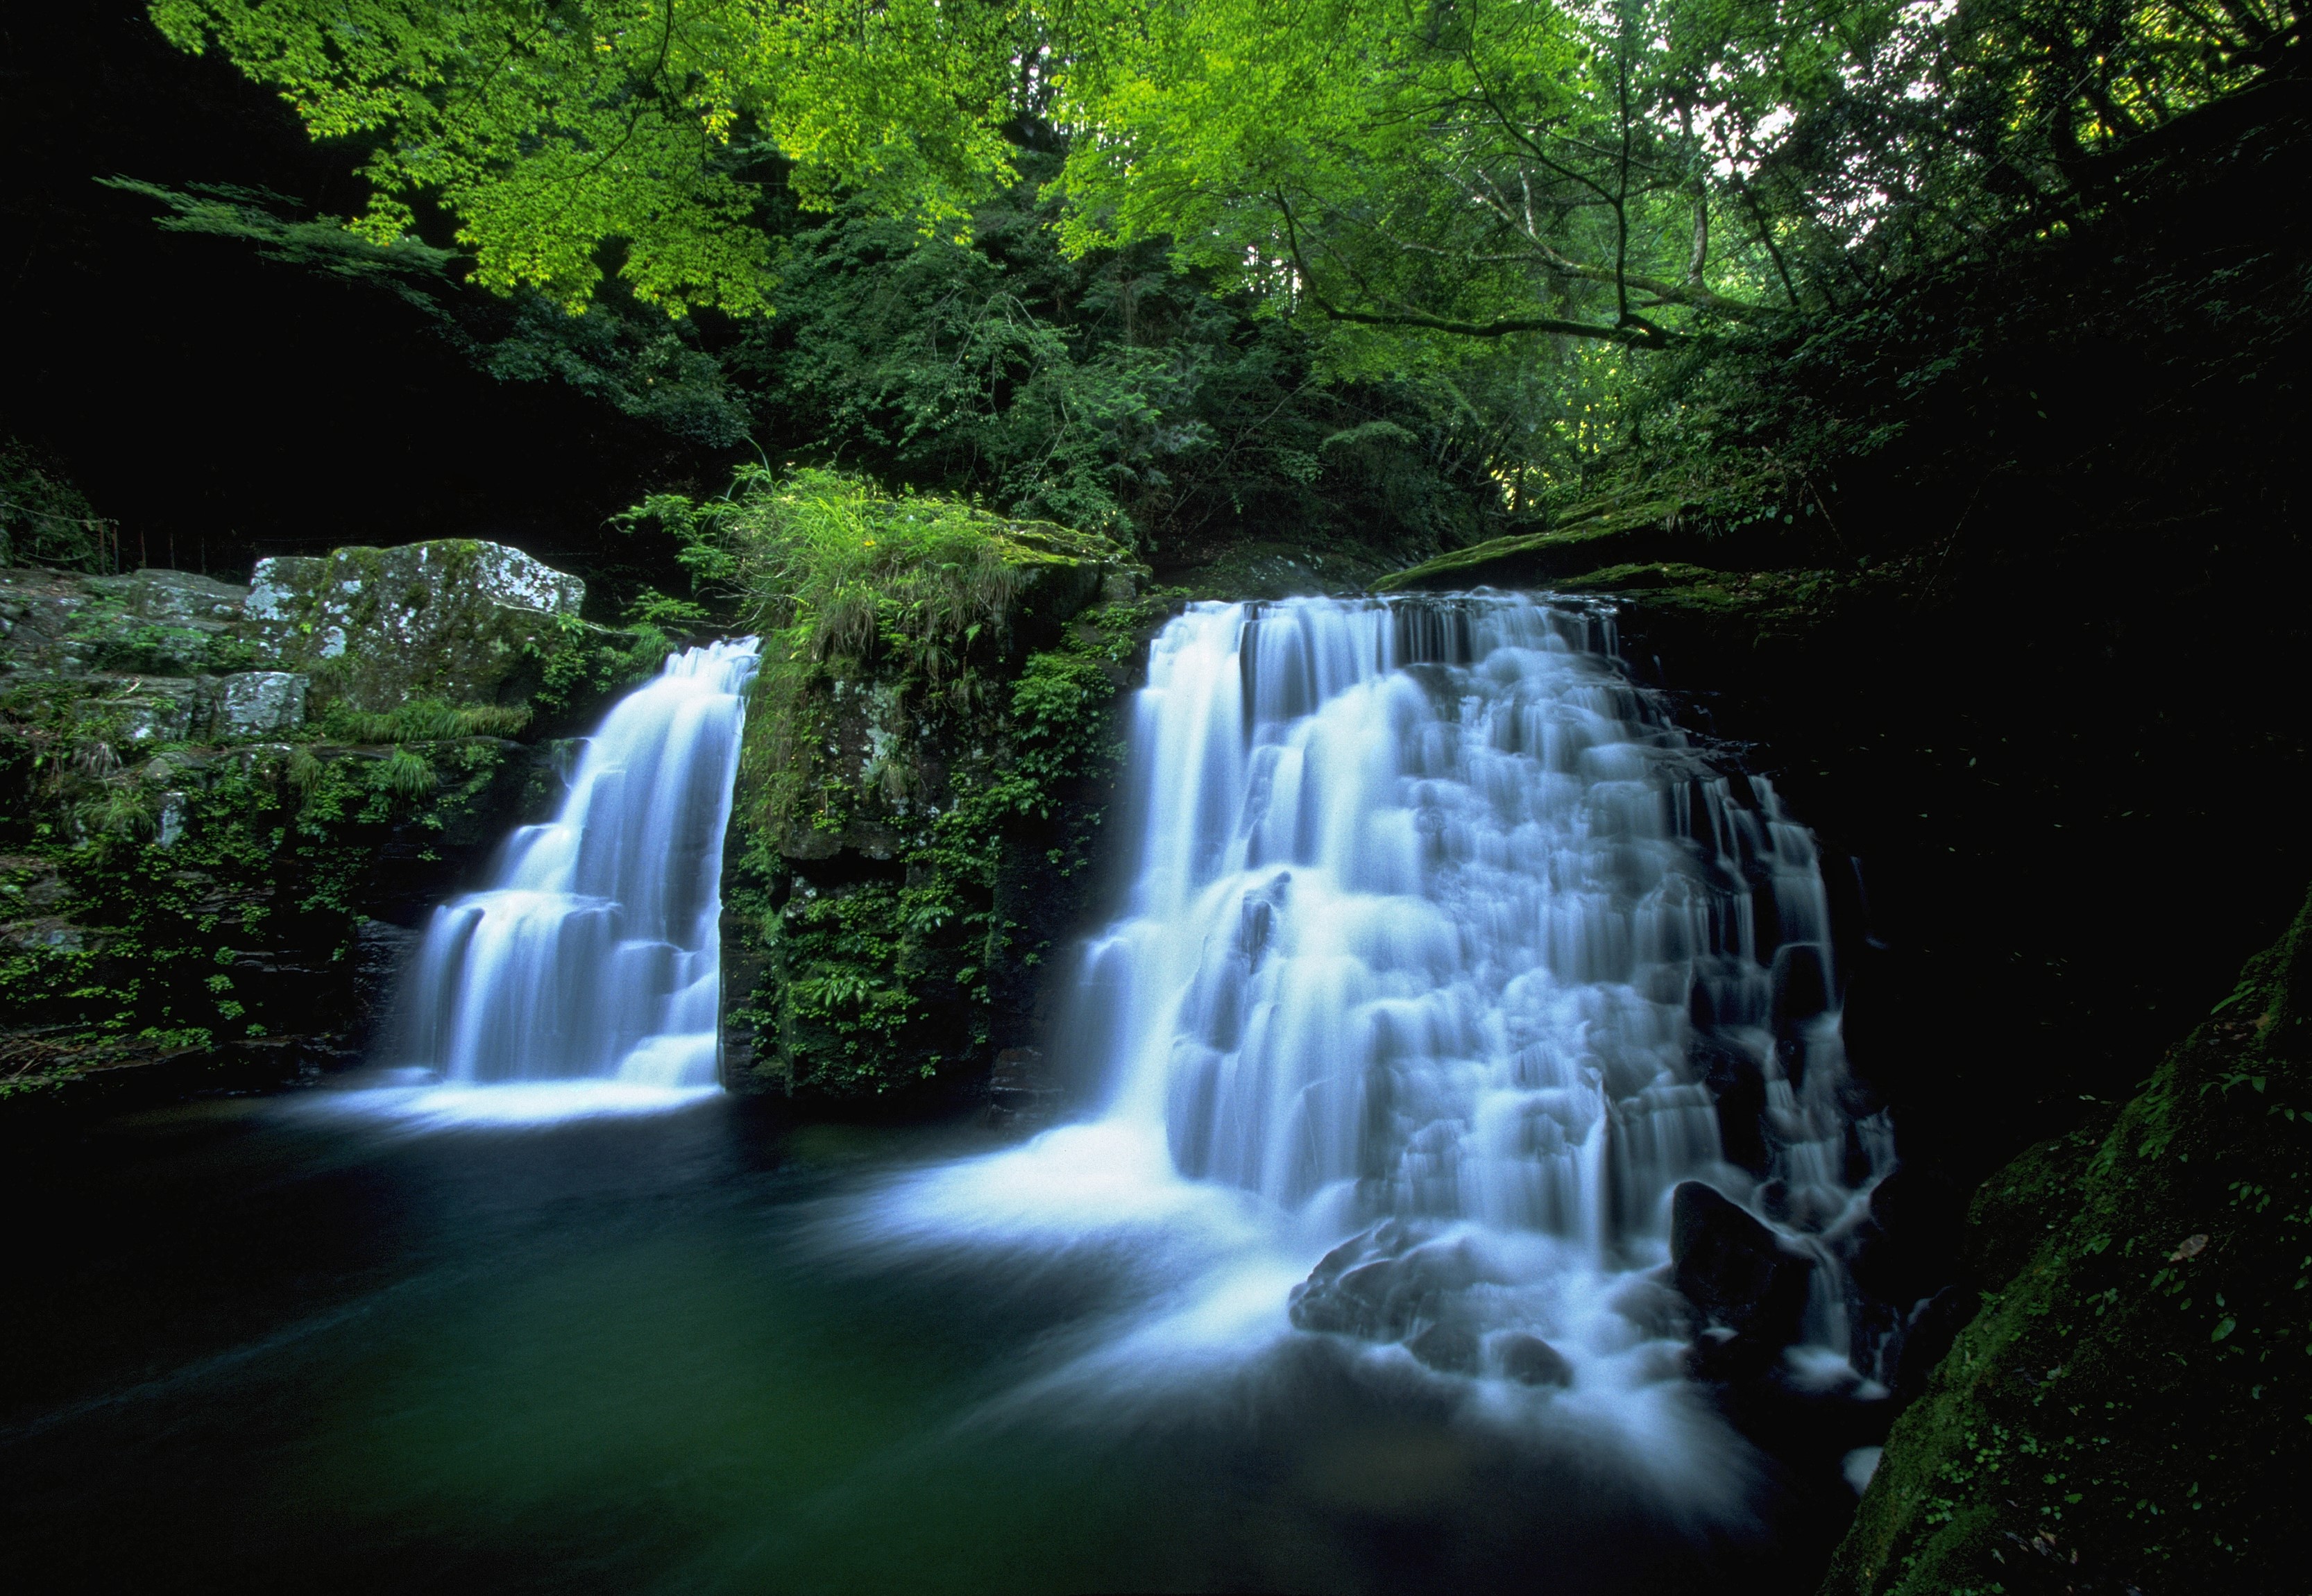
left=1084, top=596, right=1884, bottom=1241
left=391, top=639, right=760, bottom=1092
left=866, top=594, right=1890, bottom=1416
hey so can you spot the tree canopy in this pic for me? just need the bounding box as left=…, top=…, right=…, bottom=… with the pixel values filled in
left=142, top=0, right=2305, bottom=558
left=152, top=0, right=2302, bottom=330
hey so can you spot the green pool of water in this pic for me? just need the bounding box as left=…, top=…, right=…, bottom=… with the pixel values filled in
left=0, top=1089, right=1812, bottom=1594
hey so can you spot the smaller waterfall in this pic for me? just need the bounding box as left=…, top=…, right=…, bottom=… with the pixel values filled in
left=392, top=640, right=759, bottom=1090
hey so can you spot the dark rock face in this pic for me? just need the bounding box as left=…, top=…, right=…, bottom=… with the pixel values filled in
left=1289, top=1222, right=1585, bottom=1387
left=1884, top=1282, right=1979, bottom=1409
left=1492, top=1332, right=1574, bottom=1387
left=1287, top=1221, right=1497, bottom=1342
left=1669, top=1180, right=1816, bottom=1351
left=1404, top=1319, right=1482, bottom=1376
left=985, top=1046, right=1059, bottom=1130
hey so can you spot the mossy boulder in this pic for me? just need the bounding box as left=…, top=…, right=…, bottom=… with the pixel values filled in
left=1820, top=885, right=2312, bottom=1595
left=246, top=540, right=585, bottom=713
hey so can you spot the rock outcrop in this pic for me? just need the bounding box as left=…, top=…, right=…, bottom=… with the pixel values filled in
left=719, top=528, right=1157, bottom=1103
left=1819, top=886, right=2312, bottom=1596
left=244, top=541, right=584, bottom=713
left=0, top=544, right=656, bottom=1108
left=1670, top=1180, right=1818, bottom=1368
left=1284, top=1221, right=1582, bottom=1384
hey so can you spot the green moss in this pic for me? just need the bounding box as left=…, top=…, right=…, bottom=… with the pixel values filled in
left=1822, top=887, right=2312, bottom=1595
left=1375, top=464, right=1828, bottom=592
left=620, top=466, right=1139, bottom=676
left=725, top=554, right=1168, bottom=1099
left=0, top=738, right=514, bottom=1098
left=318, top=697, right=534, bottom=743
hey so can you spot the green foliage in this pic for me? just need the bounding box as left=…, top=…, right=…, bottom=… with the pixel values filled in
left=107, top=177, right=757, bottom=448
left=148, top=0, right=1030, bottom=313
left=0, top=439, right=114, bottom=572
left=521, top=618, right=675, bottom=723
left=0, top=738, right=513, bottom=1098
left=99, top=178, right=464, bottom=315
left=62, top=602, right=260, bottom=676
left=477, top=291, right=754, bottom=445
left=735, top=174, right=1505, bottom=557
left=374, top=745, right=437, bottom=796
left=319, top=698, right=532, bottom=743
left=726, top=515, right=1161, bottom=1096
left=146, top=0, right=2302, bottom=534
left=622, top=465, right=1132, bottom=668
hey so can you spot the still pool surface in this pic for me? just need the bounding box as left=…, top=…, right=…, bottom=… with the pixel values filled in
left=1, top=1085, right=1830, bottom=1594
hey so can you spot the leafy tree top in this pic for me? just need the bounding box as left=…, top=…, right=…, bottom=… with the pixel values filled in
left=149, top=0, right=2304, bottom=339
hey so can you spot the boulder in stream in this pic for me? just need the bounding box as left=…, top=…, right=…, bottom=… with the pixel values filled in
left=1669, top=1180, right=1815, bottom=1355
left=1287, top=1221, right=1495, bottom=1342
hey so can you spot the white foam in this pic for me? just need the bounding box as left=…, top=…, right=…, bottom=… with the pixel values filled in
left=309, top=1080, right=722, bottom=1130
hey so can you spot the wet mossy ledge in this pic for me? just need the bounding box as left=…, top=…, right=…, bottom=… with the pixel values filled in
left=0, top=545, right=672, bottom=1105
left=1817, top=885, right=2312, bottom=1595
left=640, top=469, right=1163, bottom=1103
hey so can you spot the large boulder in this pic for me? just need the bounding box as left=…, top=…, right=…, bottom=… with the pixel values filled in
left=1669, top=1180, right=1816, bottom=1350
left=1287, top=1220, right=1496, bottom=1341
left=1287, top=1221, right=1581, bottom=1385
left=245, top=541, right=585, bottom=713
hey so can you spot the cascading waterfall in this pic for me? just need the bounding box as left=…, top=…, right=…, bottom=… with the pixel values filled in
left=870, top=594, right=1890, bottom=1423
left=1073, top=595, right=1889, bottom=1363
left=391, top=639, right=759, bottom=1093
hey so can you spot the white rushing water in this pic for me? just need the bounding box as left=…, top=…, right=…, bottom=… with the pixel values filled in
left=858, top=596, right=1890, bottom=1459
left=378, top=639, right=760, bottom=1117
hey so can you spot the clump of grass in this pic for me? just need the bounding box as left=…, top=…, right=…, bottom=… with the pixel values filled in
left=373, top=745, right=436, bottom=797
left=322, top=699, right=532, bottom=744
left=622, top=466, right=1132, bottom=675
left=80, top=779, right=155, bottom=838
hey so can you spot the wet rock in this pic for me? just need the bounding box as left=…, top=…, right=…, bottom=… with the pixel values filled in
left=1669, top=1180, right=1814, bottom=1347
left=344, top=919, right=421, bottom=1054
left=1491, top=1332, right=1574, bottom=1387
left=1288, top=1221, right=1494, bottom=1341
left=986, top=1046, right=1060, bottom=1130
left=1769, top=941, right=1833, bottom=1033
left=207, top=671, right=307, bottom=738
left=1888, top=1282, right=1980, bottom=1407
left=1606, top=1275, right=1695, bottom=1341
left=1406, top=1320, right=1483, bottom=1376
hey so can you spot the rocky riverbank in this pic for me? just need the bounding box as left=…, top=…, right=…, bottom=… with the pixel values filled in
left=0, top=543, right=664, bottom=1107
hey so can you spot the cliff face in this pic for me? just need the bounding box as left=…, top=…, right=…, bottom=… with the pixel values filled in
left=1821, top=884, right=2312, bottom=1595
left=0, top=545, right=663, bottom=1107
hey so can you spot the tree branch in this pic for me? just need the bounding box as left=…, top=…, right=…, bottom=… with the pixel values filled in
left=1277, top=187, right=1674, bottom=348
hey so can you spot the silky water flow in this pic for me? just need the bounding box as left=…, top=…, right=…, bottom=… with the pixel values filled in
left=858, top=595, right=1893, bottom=1484
left=387, top=639, right=760, bottom=1108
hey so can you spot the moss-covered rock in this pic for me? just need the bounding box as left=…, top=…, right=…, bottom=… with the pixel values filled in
left=245, top=539, right=585, bottom=713
left=1375, top=470, right=1835, bottom=593
left=0, top=544, right=662, bottom=1109
left=715, top=503, right=1166, bottom=1103
left=1820, top=886, right=2312, bottom=1595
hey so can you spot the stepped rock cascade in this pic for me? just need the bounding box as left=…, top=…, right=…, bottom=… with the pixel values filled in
left=869, top=594, right=1893, bottom=1429
left=393, top=640, right=760, bottom=1088
left=1093, top=595, right=1885, bottom=1248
